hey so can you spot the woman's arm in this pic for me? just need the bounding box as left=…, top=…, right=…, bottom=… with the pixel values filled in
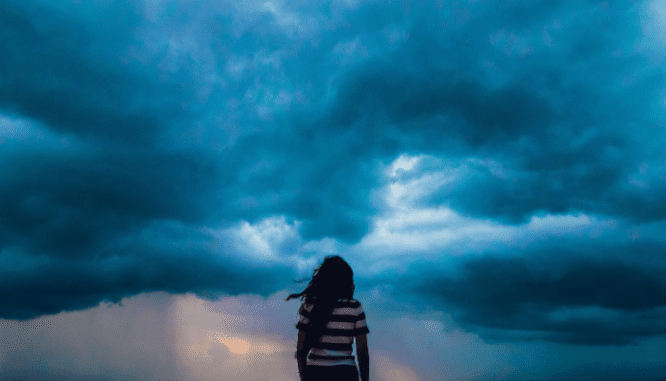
left=296, top=329, right=307, bottom=381
left=356, top=334, right=369, bottom=381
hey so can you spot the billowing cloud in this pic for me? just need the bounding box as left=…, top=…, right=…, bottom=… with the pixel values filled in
left=395, top=238, right=666, bottom=346
left=317, top=0, right=666, bottom=224
left=2, top=0, right=666, bottom=379
left=0, top=217, right=295, bottom=320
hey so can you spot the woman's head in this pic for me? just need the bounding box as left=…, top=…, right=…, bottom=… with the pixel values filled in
left=286, top=255, right=355, bottom=301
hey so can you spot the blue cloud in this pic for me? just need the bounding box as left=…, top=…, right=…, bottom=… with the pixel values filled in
left=1, top=0, right=665, bottom=344
left=395, top=238, right=666, bottom=345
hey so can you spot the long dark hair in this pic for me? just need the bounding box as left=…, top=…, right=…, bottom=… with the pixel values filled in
left=286, top=255, right=355, bottom=354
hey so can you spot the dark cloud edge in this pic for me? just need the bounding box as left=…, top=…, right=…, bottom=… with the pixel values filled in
left=0, top=237, right=297, bottom=321
left=381, top=237, right=666, bottom=346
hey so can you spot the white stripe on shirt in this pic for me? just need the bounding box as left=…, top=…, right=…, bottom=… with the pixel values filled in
left=319, top=335, right=353, bottom=344
left=326, top=321, right=355, bottom=330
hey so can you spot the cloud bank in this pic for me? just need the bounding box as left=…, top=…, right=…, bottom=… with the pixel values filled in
left=2, top=3, right=666, bottom=380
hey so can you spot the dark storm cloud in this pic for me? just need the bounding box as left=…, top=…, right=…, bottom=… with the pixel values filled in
left=0, top=219, right=294, bottom=320
left=1, top=0, right=665, bottom=324
left=209, top=129, right=383, bottom=242
left=0, top=133, right=226, bottom=258
left=0, top=0, right=197, bottom=145
left=318, top=0, right=666, bottom=223
left=0, top=0, right=386, bottom=243
left=0, top=0, right=374, bottom=320
left=397, top=239, right=666, bottom=345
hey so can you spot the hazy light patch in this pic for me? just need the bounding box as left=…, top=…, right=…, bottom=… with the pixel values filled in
left=0, top=115, right=75, bottom=147
left=208, top=331, right=251, bottom=354
left=360, top=155, right=522, bottom=257
left=252, top=49, right=286, bottom=72
left=0, top=115, right=39, bottom=143
left=207, top=330, right=288, bottom=356
left=620, top=219, right=666, bottom=245
left=301, top=237, right=343, bottom=255
left=160, top=34, right=200, bottom=73
left=0, top=292, right=180, bottom=380
left=382, top=207, right=458, bottom=227
left=129, top=5, right=218, bottom=84
left=626, top=160, right=666, bottom=190
left=381, top=24, right=410, bottom=50
left=214, top=216, right=301, bottom=263
left=364, top=211, right=456, bottom=250
left=169, top=293, right=295, bottom=380
left=142, top=0, right=162, bottom=22
left=226, top=54, right=251, bottom=79
left=361, top=209, right=621, bottom=258
left=388, top=154, right=422, bottom=177
left=643, top=0, right=666, bottom=48
left=289, top=256, right=321, bottom=279
left=355, top=287, right=520, bottom=381
left=206, top=216, right=362, bottom=281
left=525, top=213, right=619, bottom=241
left=331, top=0, right=361, bottom=10
left=374, top=351, right=423, bottom=381
left=383, top=154, right=499, bottom=210
left=358, top=155, right=628, bottom=264
left=360, top=204, right=520, bottom=256
left=386, top=172, right=456, bottom=209
left=233, top=48, right=296, bottom=119
left=262, top=0, right=307, bottom=34
left=7, top=289, right=665, bottom=381
left=387, top=155, right=622, bottom=240
left=527, top=213, right=591, bottom=234
left=0, top=288, right=572, bottom=381
left=629, top=176, right=649, bottom=189
left=468, top=157, right=508, bottom=179
left=297, top=237, right=348, bottom=276
left=331, top=37, right=370, bottom=66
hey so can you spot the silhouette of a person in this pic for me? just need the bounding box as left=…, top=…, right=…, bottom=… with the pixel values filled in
left=286, top=255, right=370, bottom=381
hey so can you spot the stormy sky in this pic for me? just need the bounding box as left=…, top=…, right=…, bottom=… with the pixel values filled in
left=1, top=0, right=666, bottom=380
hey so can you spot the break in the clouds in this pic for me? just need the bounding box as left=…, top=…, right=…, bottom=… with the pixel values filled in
left=2, top=0, right=666, bottom=379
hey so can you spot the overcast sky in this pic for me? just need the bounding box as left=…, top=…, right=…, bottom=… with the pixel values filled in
left=2, top=0, right=666, bottom=380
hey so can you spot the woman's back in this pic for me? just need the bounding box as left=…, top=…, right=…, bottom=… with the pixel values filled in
left=287, top=255, right=370, bottom=381
left=296, top=298, right=369, bottom=367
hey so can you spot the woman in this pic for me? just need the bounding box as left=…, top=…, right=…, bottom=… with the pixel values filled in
left=286, top=255, right=370, bottom=381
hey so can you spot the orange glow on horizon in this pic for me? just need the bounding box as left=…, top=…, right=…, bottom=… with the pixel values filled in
left=208, top=330, right=251, bottom=354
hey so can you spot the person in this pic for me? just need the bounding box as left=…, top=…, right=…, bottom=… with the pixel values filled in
left=286, top=255, right=370, bottom=381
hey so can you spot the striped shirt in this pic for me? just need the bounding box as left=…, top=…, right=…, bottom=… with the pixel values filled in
left=296, top=298, right=370, bottom=366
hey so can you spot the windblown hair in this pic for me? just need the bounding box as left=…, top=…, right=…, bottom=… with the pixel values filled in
left=286, top=255, right=355, bottom=354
